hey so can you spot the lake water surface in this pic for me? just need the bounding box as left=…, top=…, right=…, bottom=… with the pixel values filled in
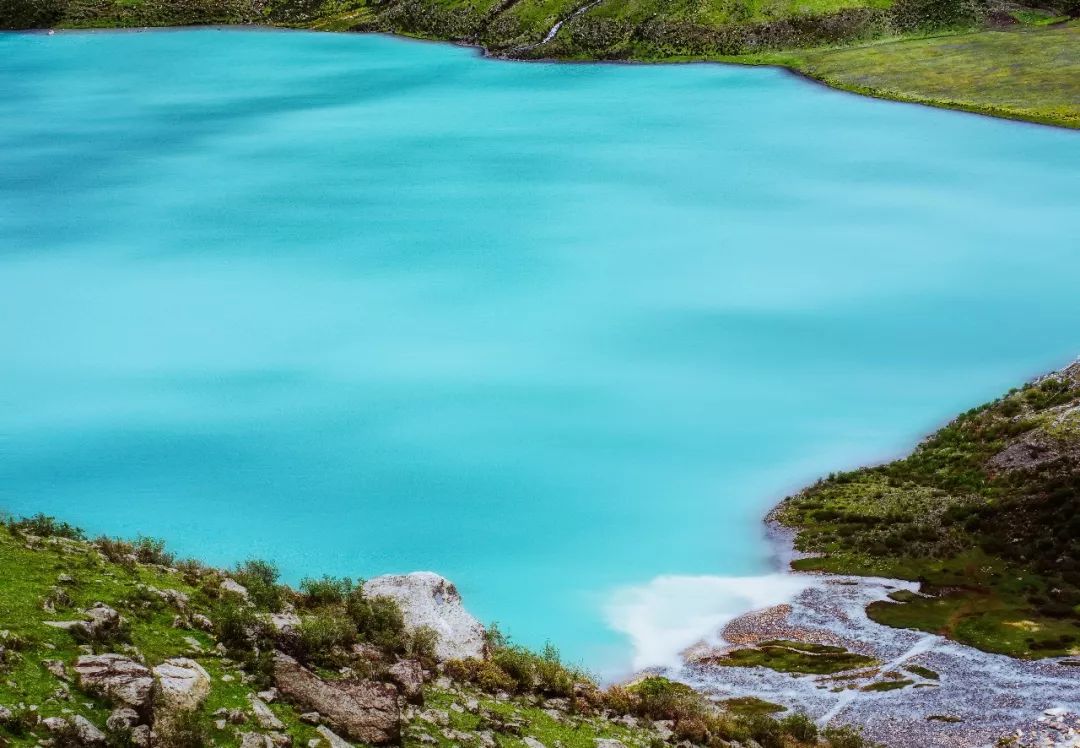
left=2, top=28, right=1078, bottom=675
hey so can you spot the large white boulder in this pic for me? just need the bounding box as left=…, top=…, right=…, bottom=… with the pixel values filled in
left=153, top=657, right=211, bottom=713
left=364, top=572, right=486, bottom=661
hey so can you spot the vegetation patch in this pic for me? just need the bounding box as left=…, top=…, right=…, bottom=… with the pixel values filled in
left=707, top=641, right=879, bottom=675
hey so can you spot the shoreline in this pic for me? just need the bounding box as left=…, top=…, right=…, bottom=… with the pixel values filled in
left=6, top=23, right=1078, bottom=130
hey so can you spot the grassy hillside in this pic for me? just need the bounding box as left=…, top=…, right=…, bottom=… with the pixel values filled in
left=0, top=515, right=873, bottom=748
left=775, top=361, right=1080, bottom=659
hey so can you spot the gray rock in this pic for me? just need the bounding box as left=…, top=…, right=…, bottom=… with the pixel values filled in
left=153, top=657, right=211, bottom=713
left=221, top=578, right=250, bottom=599
left=316, top=724, right=354, bottom=748
left=364, top=573, right=486, bottom=661
left=72, top=715, right=107, bottom=745
left=42, top=659, right=68, bottom=680
left=387, top=659, right=425, bottom=704
left=42, top=716, right=69, bottom=733
left=594, top=740, right=627, bottom=748
left=274, top=651, right=399, bottom=744
left=130, top=724, right=151, bottom=747
left=107, top=706, right=141, bottom=731
left=191, top=613, right=214, bottom=632
left=250, top=694, right=285, bottom=730
left=240, top=733, right=274, bottom=748
left=523, top=738, right=547, bottom=748
left=74, top=654, right=154, bottom=715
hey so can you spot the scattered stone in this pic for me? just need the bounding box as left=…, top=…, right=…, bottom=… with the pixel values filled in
left=464, top=697, right=479, bottom=713
left=221, top=578, right=250, bottom=599
left=594, top=740, right=627, bottom=748
left=270, top=612, right=302, bottom=633
left=57, top=574, right=75, bottom=585
left=274, top=652, right=399, bottom=744
left=523, top=738, right=547, bottom=748
left=316, top=724, right=353, bottom=748
left=42, top=716, right=69, bottom=733
left=250, top=694, right=285, bottom=730
left=240, top=732, right=275, bottom=748
left=300, top=711, right=322, bottom=724
left=74, top=654, right=154, bottom=715
left=107, top=707, right=140, bottom=731
left=387, top=659, right=425, bottom=704
left=72, top=715, right=107, bottom=745
left=130, top=724, right=151, bottom=747
left=364, top=572, right=486, bottom=661
left=153, top=658, right=211, bottom=713
left=258, top=688, right=278, bottom=702
left=0, top=705, right=12, bottom=722
left=191, top=613, right=214, bottom=632
left=42, top=659, right=68, bottom=680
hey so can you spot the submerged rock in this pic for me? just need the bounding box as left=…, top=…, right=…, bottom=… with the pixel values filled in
left=364, top=572, right=486, bottom=661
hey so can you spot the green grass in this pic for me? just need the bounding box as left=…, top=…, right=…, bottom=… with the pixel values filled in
left=757, top=22, right=1080, bottom=128
left=709, top=640, right=879, bottom=674
left=722, top=696, right=788, bottom=716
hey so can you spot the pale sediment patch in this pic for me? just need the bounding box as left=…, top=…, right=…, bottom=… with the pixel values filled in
left=604, top=573, right=816, bottom=671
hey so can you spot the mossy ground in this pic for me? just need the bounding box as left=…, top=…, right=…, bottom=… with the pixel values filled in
left=753, top=22, right=1080, bottom=128
left=705, top=641, right=879, bottom=675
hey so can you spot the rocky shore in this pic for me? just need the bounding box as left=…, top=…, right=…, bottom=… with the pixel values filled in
left=674, top=533, right=1080, bottom=747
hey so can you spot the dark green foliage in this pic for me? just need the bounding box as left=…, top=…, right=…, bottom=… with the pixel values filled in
left=4, top=514, right=83, bottom=540
left=212, top=600, right=261, bottom=650
left=299, top=575, right=354, bottom=607
left=296, top=609, right=357, bottom=664
left=234, top=559, right=285, bottom=612
left=346, top=586, right=407, bottom=650
left=780, top=712, right=819, bottom=742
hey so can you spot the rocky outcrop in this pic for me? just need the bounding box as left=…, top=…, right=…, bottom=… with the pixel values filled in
left=46, top=603, right=127, bottom=643
left=74, top=653, right=154, bottom=716
left=365, top=572, right=486, bottom=661
left=273, top=652, right=400, bottom=744
left=153, top=657, right=211, bottom=713
left=387, top=659, right=425, bottom=704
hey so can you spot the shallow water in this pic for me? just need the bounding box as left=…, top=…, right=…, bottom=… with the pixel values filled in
left=1, top=28, right=1078, bottom=675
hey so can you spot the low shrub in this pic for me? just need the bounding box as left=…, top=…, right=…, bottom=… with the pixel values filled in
left=346, top=587, right=407, bottom=650
left=234, top=559, right=286, bottom=612
left=444, top=657, right=516, bottom=693
left=296, top=610, right=356, bottom=664
left=3, top=513, right=84, bottom=540
left=300, top=576, right=354, bottom=607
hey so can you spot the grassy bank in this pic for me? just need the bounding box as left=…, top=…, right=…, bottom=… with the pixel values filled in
left=774, top=361, right=1080, bottom=659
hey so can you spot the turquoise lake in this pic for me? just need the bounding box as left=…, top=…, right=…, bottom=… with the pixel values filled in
left=2, top=28, right=1079, bottom=676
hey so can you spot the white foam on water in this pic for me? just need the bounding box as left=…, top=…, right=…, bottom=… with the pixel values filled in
left=604, top=573, right=817, bottom=671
